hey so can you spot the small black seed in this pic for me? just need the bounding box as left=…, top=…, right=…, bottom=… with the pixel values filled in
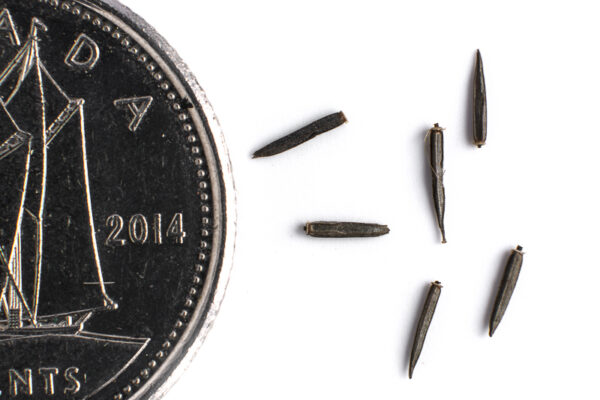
left=304, top=221, right=390, bottom=238
left=180, top=97, right=194, bottom=109
left=253, top=112, right=347, bottom=158
left=427, top=124, right=447, bottom=244
left=489, top=245, right=524, bottom=337
left=409, top=281, right=443, bottom=379
left=473, top=49, right=487, bottom=148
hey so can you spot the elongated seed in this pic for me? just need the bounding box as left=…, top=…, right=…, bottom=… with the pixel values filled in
left=304, top=222, right=390, bottom=238
left=427, top=124, right=447, bottom=243
left=253, top=111, right=347, bottom=158
left=473, top=50, right=487, bottom=148
left=489, top=245, right=524, bottom=337
left=409, top=281, right=442, bottom=379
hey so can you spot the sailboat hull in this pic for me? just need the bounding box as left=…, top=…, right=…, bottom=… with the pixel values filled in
left=0, top=332, right=149, bottom=399
left=0, top=310, right=92, bottom=336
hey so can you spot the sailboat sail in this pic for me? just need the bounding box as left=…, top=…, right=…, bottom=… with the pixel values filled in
left=0, top=21, right=116, bottom=330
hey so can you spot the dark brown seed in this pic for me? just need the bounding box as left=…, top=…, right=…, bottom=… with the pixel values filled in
left=473, top=49, right=487, bottom=148
left=253, top=111, right=347, bottom=158
left=427, top=124, right=447, bottom=244
left=304, top=222, right=390, bottom=238
left=489, top=245, right=524, bottom=337
left=409, top=281, right=443, bottom=379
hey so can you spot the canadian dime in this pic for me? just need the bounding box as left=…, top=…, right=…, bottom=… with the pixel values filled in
left=0, top=1, right=235, bottom=399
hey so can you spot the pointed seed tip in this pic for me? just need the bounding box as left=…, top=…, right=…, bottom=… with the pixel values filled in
left=489, top=322, right=497, bottom=337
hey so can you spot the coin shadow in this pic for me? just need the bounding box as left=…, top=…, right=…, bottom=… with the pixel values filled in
left=481, top=248, right=509, bottom=335
left=400, top=282, right=430, bottom=377
left=416, top=126, right=440, bottom=243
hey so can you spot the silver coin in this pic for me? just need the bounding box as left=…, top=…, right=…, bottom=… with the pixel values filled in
left=0, top=1, right=235, bottom=399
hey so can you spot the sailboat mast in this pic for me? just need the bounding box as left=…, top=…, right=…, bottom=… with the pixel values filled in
left=0, top=20, right=47, bottom=328
left=0, top=18, right=118, bottom=328
left=5, top=23, right=46, bottom=329
left=31, top=21, right=47, bottom=322
left=7, top=231, right=21, bottom=328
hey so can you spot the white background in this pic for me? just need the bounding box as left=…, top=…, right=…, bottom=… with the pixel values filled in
left=120, top=1, right=598, bottom=399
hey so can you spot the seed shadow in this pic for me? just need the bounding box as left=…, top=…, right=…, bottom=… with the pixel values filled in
left=295, top=222, right=307, bottom=237
left=464, top=50, right=476, bottom=147
left=481, top=248, right=509, bottom=335
left=400, top=282, right=431, bottom=378
left=416, top=126, right=440, bottom=244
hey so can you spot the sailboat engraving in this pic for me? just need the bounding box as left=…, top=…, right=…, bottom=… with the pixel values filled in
left=0, top=19, right=117, bottom=336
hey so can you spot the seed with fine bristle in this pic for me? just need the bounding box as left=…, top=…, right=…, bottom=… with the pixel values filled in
left=473, top=49, right=487, bottom=148
left=489, top=245, right=524, bottom=337
left=409, top=281, right=442, bottom=379
left=304, top=222, right=390, bottom=238
left=253, top=112, right=347, bottom=158
left=427, top=124, right=447, bottom=244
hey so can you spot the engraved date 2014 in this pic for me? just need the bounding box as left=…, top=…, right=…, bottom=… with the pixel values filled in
left=105, top=213, right=186, bottom=246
